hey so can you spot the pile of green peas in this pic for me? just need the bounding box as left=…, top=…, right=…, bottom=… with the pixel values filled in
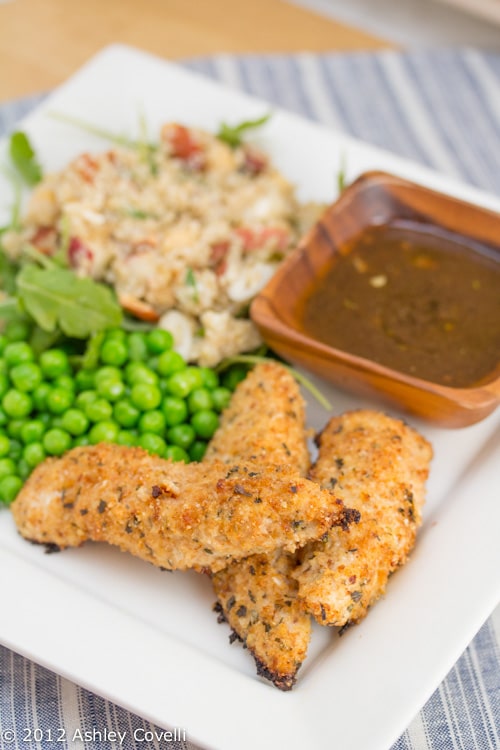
left=0, top=320, right=248, bottom=506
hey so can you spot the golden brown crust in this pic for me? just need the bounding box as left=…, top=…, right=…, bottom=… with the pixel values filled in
left=205, top=361, right=310, bottom=473
left=212, top=551, right=310, bottom=691
left=208, top=362, right=312, bottom=689
left=11, top=442, right=347, bottom=573
left=293, top=409, right=433, bottom=626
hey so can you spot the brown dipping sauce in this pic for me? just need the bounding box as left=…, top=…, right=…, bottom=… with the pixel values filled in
left=299, top=222, right=500, bottom=387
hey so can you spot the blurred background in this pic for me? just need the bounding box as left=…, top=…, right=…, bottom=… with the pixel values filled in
left=291, top=0, right=500, bottom=46
left=2, top=0, right=500, bottom=103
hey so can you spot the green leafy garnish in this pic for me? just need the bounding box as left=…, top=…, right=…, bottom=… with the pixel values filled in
left=122, top=207, right=156, bottom=220
left=8, top=131, right=43, bottom=186
left=48, top=111, right=157, bottom=151
left=81, top=331, right=106, bottom=370
left=0, top=296, right=22, bottom=320
left=0, top=248, right=19, bottom=295
left=185, top=266, right=199, bottom=302
left=217, top=113, right=272, bottom=148
left=15, top=264, right=123, bottom=338
left=337, top=152, right=347, bottom=194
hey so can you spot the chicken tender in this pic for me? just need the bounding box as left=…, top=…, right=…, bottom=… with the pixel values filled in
left=214, top=550, right=310, bottom=691
left=11, top=442, right=350, bottom=573
left=205, top=360, right=309, bottom=472
left=293, top=410, right=432, bottom=627
left=209, top=362, right=313, bottom=689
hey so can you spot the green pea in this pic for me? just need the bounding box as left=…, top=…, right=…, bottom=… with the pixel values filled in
left=113, top=399, right=140, bottom=428
left=53, top=375, right=75, bottom=392
left=43, top=428, right=72, bottom=456
left=73, top=435, right=91, bottom=447
left=75, top=369, right=96, bottom=392
left=0, top=408, right=7, bottom=428
left=156, top=350, right=186, bottom=377
left=3, top=342, right=35, bottom=367
left=191, top=409, right=219, bottom=439
left=89, top=420, right=119, bottom=444
left=116, top=430, right=138, bottom=447
left=6, top=419, right=27, bottom=440
left=138, top=410, right=166, bottom=435
left=96, top=378, right=126, bottom=402
left=125, top=362, right=158, bottom=386
left=146, top=328, right=174, bottom=354
left=0, top=434, right=10, bottom=457
left=46, top=387, right=74, bottom=415
left=0, top=334, right=8, bottom=353
left=147, top=356, right=159, bottom=372
left=75, top=390, right=98, bottom=409
left=50, top=416, right=65, bottom=430
left=164, top=445, right=189, bottom=463
left=130, top=383, right=161, bottom=411
left=94, top=366, right=123, bottom=385
left=61, top=409, right=89, bottom=436
left=187, top=388, right=213, bottom=413
left=199, top=367, right=219, bottom=390
left=161, top=396, right=188, bottom=426
left=189, top=440, right=207, bottom=462
left=223, top=365, right=249, bottom=391
left=39, top=349, right=70, bottom=379
left=167, top=424, right=195, bottom=450
left=84, top=398, right=113, bottom=423
left=2, top=389, right=33, bottom=418
left=9, top=362, right=42, bottom=393
left=100, top=339, right=128, bottom=367
left=8, top=439, right=22, bottom=461
left=32, top=382, right=52, bottom=411
left=20, top=420, right=46, bottom=444
left=0, top=458, right=17, bottom=479
left=211, top=386, right=232, bottom=412
left=17, top=459, right=31, bottom=480
left=0, top=373, right=10, bottom=400
left=0, top=474, right=23, bottom=504
left=137, top=432, right=167, bottom=457
left=166, top=371, right=194, bottom=399
left=23, top=442, right=46, bottom=468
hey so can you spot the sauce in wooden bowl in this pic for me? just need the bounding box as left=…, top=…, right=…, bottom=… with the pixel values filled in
left=299, top=222, right=500, bottom=388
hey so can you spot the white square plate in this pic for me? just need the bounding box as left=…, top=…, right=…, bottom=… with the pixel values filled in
left=0, top=44, right=499, bottom=750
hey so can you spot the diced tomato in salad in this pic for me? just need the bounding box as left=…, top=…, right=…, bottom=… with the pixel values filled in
left=161, top=124, right=206, bottom=170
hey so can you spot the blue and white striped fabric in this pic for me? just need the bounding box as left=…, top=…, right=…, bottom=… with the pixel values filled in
left=0, top=49, right=499, bottom=750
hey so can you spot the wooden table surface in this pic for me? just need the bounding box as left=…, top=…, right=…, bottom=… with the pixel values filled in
left=0, top=0, right=390, bottom=103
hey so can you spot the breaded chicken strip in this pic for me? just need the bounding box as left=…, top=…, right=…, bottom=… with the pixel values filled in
left=11, top=442, right=350, bottom=573
left=205, top=361, right=309, bottom=472
left=293, top=410, right=432, bottom=627
left=214, top=549, right=311, bottom=691
left=209, top=362, right=313, bottom=690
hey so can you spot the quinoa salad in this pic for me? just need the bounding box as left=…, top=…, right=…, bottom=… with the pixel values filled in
left=3, top=122, right=320, bottom=366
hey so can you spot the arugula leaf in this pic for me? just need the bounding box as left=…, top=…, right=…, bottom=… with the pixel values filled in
left=0, top=247, right=20, bottom=295
left=28, top=326, right=62, bottom=355
left=185, top=266, right=199, bottom=302
left=49, top=111, right=157, bottom=151
left=81, top=331, right=105, bottom=370
left=0, top=297, right=23, bottom=320
left=9, top=131, right=43, bottom=186
left=0, top=165, right=23, bottom=230
left=16, top=264, right=123, bottom=338
left=337, top=152, right=347, bottom=194
left=216, top=113, right=271, bottom=148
